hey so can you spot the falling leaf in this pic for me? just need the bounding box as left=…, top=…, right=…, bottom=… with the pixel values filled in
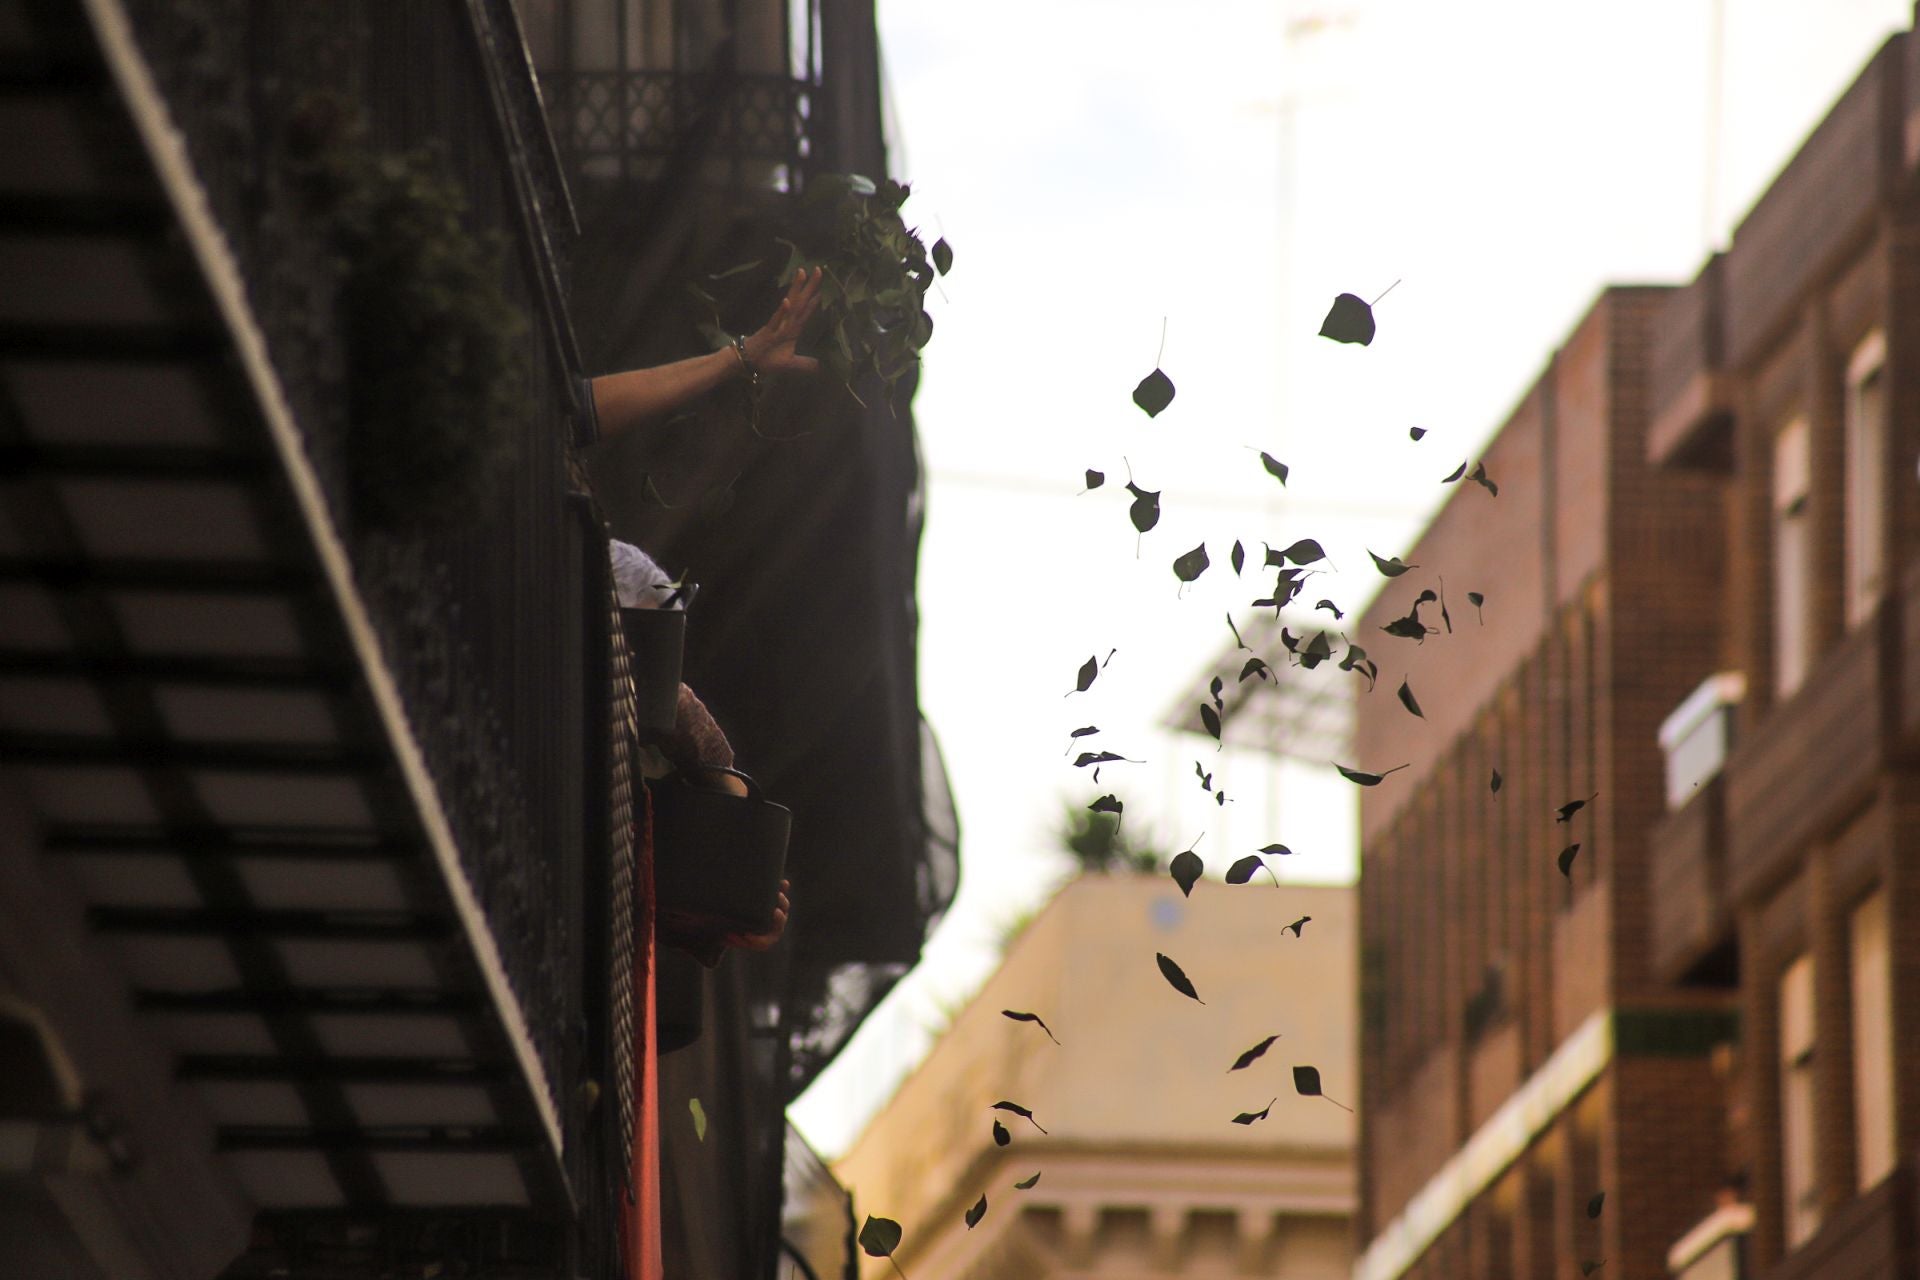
left=1225, top=854, right=1274, bottom=886
left=1293, top=1065, right=1354, bottom=1111
left=1581, top=1262, right=1607, bottom=1277
left=1315, top=598, right=1344, bottom=620
left=1240, top=656, right=1271, bottom=683
left=1228, top=1034, right=1281, bottom=1072
left=1368, top=550, right=1418, bottom=577
left=1339, top=644, right=1379, bottom=690
left=992, top=1101, right=1048, bottom=1133
left=1200, top=704, right=1222, bottom=744
left=1336, top=762, right=1410, bottom=786
left=965, top=1194, right=987, bottom=1229
left=1276, top=538, right=1326, bottom=566
left=1127, top=483, right=1162, bottom=534
left=991, top=1119, right=1010, bottom=1147
left=1381, top=611, right=1433, bottom=643
left=1260, top=452, right=1290, bottom=485
left=1001, top=1010, right=1060, bottom=1044
left=1231, top=540, right=1246, bottom=575
left=1259, top=843, right=1294, bottom=857
left=1084, top=468, right=1105, bottom=491
left=1557, top=843, right=1582, bottom=878
left=1282, top=915, right=1311, bottom=937
left=1490, top=768, right=1503, bottom=795
left=1298, top=631, right=1334, bottom=670
left=1409, top=426, right=1427, bottom=441
left=1174, top=543, right=1210, bottom=584
left=1396, top=678, right=1425, bottom=719
left=931, top=237, right=954, bottom=275
left=1556, top=793, right=1599, bottom=823
left=1319, top=292, right=1375, bottom=345
left=1073, top=751, right=1138, bottom=768
left=1209, top=676, right=1225, bottom=710
left=1227, top=614, right=1250, bottom=651
left=1587, top=1190, right=1606, bottom=1220
left=1156, top=952, right=1204, bottom=1003
left=1133, top=368, right=1176, bottom=417
left=1441, top=460, right=1467, bottom=484
left=1066, top=726, right=1100, bottom=752
left=1014, top=1172, right=1041, bottom=1190
left=1170, top=850, right=1204, bottom=898
left=1088, top=795, right=1123, bottom=823
left=1232, top=1099, right=1277, bottom=1125
left=1470, top=462, right=1498, bottom=496
left=1194, top=761, right=1214, bottom=793
left=1069, top=656, right=1098, bottom=695
left=689, top=1097, right=708, bottom=1142
left=859, top=1216, right=903, bottom=1259
left=1467, top=590, right=1486, bottom=623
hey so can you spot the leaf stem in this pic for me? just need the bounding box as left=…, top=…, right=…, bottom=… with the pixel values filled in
left=1369, top=278, right=1402, bottom=307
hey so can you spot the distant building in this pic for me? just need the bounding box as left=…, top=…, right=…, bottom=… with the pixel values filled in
left=836, top=873, right=1354, bottom=1280
left=1353, top=18, right=1920, bottom=1280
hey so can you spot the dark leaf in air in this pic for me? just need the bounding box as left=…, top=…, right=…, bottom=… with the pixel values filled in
left=1174, top=543, right=1210, bottom=584
left=1556, top=793, right=1598, bottom=823
left=1293, top=1064, right=1354, bottom=1111
left=1260, top=452, right=1290, bottom=485
left=1231, top=1099, right=1277, bottom=1125
left=1067, top=727, right=1099, bottom=752
left=1319, top=292, right=1375, bottom=345
left=1001, top=1010, right=1060, bottom=1044
left=1200, top=704, right=1222, bottom=744
left=1339, top=643, right=1379, bottom=690
left=1133, top=368, right=1176, bottom=417
left=1170, top=850, right=1204, bottom=898
left=1299, top=630, right=1334, bottom=670
left=1073, top=750, right=1135, bottom=768
left=1368, top=550, right=1417, bottom=577
left=1397, top=678, right=1425, bottom=719
left=992, top=1119, right=1010, bottom=1146
left=1088, top=795, right=1123, bottom=823
left=992, top=1101, right=1048, bottom=1133
left=1156, top=952, right=1204, bottom=1003
left=1240, top=656, right=1271, bottom=683
left=1467, top=590, right=1486, bottom=623
left=1587, top=1190, right=1605, bottom=1219
left=1441, top=460, right=1467, bottom=483
left=1470, top=462, right=1498, bottom=496
left=1581, top=1263, right=1607, bottom=1277
left=931, top=237, right=954, bottom=275
left=1195, top=761, right=1213, bottom=792
left=1490, top=768, right=1503, bottom=795
left=1280, top=628, right=1300, bottom=654
left=1014, top=1172, right=1041, bottom=1190
left=965, top=1194, right=986, bottom=1229
left=1336, top=762, right=1410, bottom=786
left=1381, top=613, right=1432, bottom=642
left=1260, top=843, right=1295, bottom=856
left=1315, top=598, right=1345, bottom=620
left=859, top=1216, right=903, bottom=1258
left=1225, top=854, right=1272, bottom=886
left=1070, top=656, right=1098, bottom=695
left=1231, top=540, right=1245, bottom=575
left=1209, top=676, right=1225, bottom=710
left=1128, top=486, right=1161, bottom=534
left=1085, top=469, right=1105, bottom=491
left=1557, top=843, right=1582, bottom=878
left=1278, top=538, right=1326, bottom=566
left=1227, top=613, right=1250, bottom=651
left=1229, top=1034, right=1282, bottom=1071
left=1282, top=915, right=1311, bottom=937
left=1409, top=426, right=1427, bottom=441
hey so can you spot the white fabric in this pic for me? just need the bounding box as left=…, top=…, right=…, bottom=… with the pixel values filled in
left=610, top=539, right=680, bottom=609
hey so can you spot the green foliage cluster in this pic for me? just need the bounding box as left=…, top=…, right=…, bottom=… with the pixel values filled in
left=771, top=173, right=948, bottom=402
left=290, top=97, right=528, bottom=530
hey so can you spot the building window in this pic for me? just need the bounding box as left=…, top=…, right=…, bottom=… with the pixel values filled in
left=1773, top=419, right=1812, bottom=698
left=1779, top=952, right=1821, bottom=1248
left=1845, top=332, right=1888, bottom=628
left=1851, top=889, right=1895, bottom=1190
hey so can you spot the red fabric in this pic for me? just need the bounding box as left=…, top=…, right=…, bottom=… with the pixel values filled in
left=621, top=791, right=664, bottom=1280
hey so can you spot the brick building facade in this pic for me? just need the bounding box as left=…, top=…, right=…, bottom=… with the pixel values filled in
left=1354, top=21, right=1920, bottom=1280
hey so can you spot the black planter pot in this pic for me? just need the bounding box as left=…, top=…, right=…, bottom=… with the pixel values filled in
left=619, top=606, right=686, bottom=743
left=653, top=944, right=703, bottom=1054
left=650, top=768, right=791, bottom=938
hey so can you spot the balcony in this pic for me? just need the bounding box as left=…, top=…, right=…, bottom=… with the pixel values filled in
left=1763, top=1167, right=1917, bottom=1280
left=1650, top=774, right=1734, bottom=984
left=1648, top=255, right=1734, bottom=470
left=1, top=0, right=617, bottom=1268
left=1724, top=606, right=1896, bottom=904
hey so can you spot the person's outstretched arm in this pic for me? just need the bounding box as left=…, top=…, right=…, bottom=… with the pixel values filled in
left=590, top=267, right=824, bottom=441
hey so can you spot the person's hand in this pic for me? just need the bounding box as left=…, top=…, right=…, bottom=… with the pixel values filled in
left=724, top=880, right=790, bottom=952
left=741, top=268, right=823, bottom=376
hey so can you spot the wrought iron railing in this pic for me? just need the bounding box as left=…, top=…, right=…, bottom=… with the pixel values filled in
left=542, top=68, right=813, bottom=186
left=120, top=0, right=614, bottom=1224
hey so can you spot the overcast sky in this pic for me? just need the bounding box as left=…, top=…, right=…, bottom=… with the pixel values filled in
left=790, top=0, right=1912, bottom=1158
